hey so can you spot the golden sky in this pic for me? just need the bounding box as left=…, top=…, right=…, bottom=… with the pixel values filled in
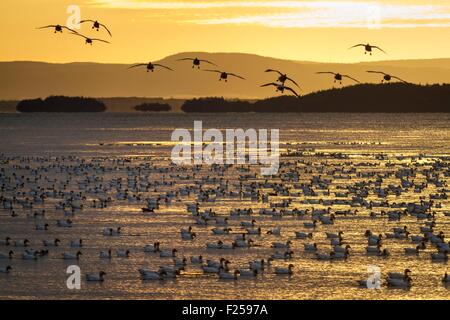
left=1, top=0, right=450, bottom=63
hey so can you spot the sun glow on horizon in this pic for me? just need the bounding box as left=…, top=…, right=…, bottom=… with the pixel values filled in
left=1, top=0, right=450, bottom=63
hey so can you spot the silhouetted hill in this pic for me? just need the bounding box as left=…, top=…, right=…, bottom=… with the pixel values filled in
left=1, top=53, right=450, bottom=100
left=17, top=96, right=106, bottom=112
left=181, top=83, right=450, bottom=113
left=134, top=102, right=171, bottom=112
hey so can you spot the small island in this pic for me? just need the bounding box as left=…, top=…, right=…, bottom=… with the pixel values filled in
left=181, top=83, right=450, bottom=113
left=134, top=102, right=172, bottom=112
left=16, top=96, right=106, bottom=112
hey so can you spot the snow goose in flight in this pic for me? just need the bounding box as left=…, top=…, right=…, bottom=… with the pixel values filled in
left=349, top=43, right=387, bottom=55
left=177, top=57, right=216, bottom=69
left=366, top=71, right=408, bottom=83
left=204, top=70, right=245, bottom=82
left=79, top=20, right=112, bottom=36
left=260, top=83, right=299, bottom=97
left=128, top=62, right=173, bottom=72
left=265, top=69, right=300, bottom=88
left=316, top=72, right=359, bottom=84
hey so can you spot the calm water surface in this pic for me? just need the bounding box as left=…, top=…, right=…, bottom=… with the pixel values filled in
left=0, top=112, right=449, bottom=299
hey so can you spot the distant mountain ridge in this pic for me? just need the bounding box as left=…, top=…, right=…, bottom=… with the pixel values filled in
left=1, top=52, right=450, bottom=100
left=181, top=83, right=450, bottom=113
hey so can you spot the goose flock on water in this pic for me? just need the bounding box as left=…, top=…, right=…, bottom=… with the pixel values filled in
left=0, top=151, right=449, bottom=291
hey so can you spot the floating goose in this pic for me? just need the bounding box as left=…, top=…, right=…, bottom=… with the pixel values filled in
left=141, top=270, right=165, bottom=280
left=160, top=249, right=177, bottom=258
left=443, top=272, right=450, bottom=284
left=37, top=24, right=78, bottom=34
left=70, top=32, right=110, bottom=45
left=388, top=269, right=411, bottom=279
left=128, top=62, right=173, bottom=72
left=316, top=72, right=359, bottom=84
left=22, top=251, right=38, bottom=260
left=237, top=269, right=258, bottom=277
left=117, top=249, right=130, bottom=258
left=264, top=69, right=300, bottom=87
left=79, top=20, right=112, bottom=36
left=275, top=264, right=294, bottom=275
left=70, top=239, right=83, bottom=248
left=63, top=251, right=82, bottom=260
left=14, top=239, right=30, bottom=247
left=190, top=255, right=203, bottom=264
left=0, top=237, right=11, bottom=246
left=86, top=271, right=106, bottom=282
left=177, top=57, right=216, bottom=69
left=387, top=276, right=412, bottom=288
left=366, top=71, right=408, bottom=83
left=431, top=251, right=448, bottom=261
left=0, top=250, right=14, bottom=259
left=100, top=249, right=112, bottom=259
left=35, top=223, right=49, bottom=230
left=218, top=270, right=240, bottom=280
left=204, top=70, right=245, bottom=81
left=349, top=43, right=387, bottom=55
left=43, top=239, right=60, bottom=247
left=144, top=242, right=160, bottom=253
left=0, top=266, right=12, bottom=274
left=260, top=83, right=299, bottom=97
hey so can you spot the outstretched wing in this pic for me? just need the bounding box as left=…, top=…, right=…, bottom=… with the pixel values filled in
left=91, top=38, right=111, bottom=44
left=367, top=70, right=387, bottom=76
left=204, top=69, right=222, bottom=74
left=316, top=71, right=337, bottom=75
left=79, top=20, right=96, bottom=24
left=265, top=69, right=283, bottom=76
left=128, top=63, right=148, bottom=69
left=99, top=23, right=112, bottom=37
left=260, top=83, right=278, bottom=88
left=70, top=32, right=88, bottom=39
left=391, top=76, right=408, bottom=83
left=37, top=25, right=56, bottom=29
left=286, top=77, right=300, bottom=89
left=154, top=64, right=174, bottom=71
left=228, top=73, right=245, bottom=80
left=284, top=86, right=299, bottom=97
left=342, top=75, right=360, bottom=83
left=62, top=26, right=79, bottom=33
left=199, top=59, right=217, bottom=66
left=348, top=44, right=366, bottom=49
left=372, top=46, right=387, bottom=54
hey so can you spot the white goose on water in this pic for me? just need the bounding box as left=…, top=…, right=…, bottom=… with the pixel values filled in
left=160, top=249, right=177, bottom=258
left=70, top=239, right=83, bottom=248
left=43, top=239, right=60, bottom=247
left=0, top=266, right=12, bottom=273
left=86, top=271, right=106, bottom=282
left=100, top=249, right=112, bottom=259
left=304, top=243, right=318, bottom=252
left=388, top=269, right=411, bottom=279
left=0, top=237, right=11, bottom=246
left=0, top=251, right=14, bottom=259
left=275, top=264, right=294, bottom=275
left=271, top=241, right=292, bottom=249
left=218, top=270, right=240, bottom=280
left=144, top=242, right=160, bottom=252
left=117, top=249, right=130, bottom=258
left=63, top=251, right=82, bottom=260
left=431, top=251, right=448, bottom=261
left=387, top=276, right=412, bottom=288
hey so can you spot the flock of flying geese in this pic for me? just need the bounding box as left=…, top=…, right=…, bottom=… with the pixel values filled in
left=37, top=20, right=409, bottom=98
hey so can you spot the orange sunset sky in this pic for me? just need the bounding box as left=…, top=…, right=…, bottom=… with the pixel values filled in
left=1, top=0, right=450, bottom=63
